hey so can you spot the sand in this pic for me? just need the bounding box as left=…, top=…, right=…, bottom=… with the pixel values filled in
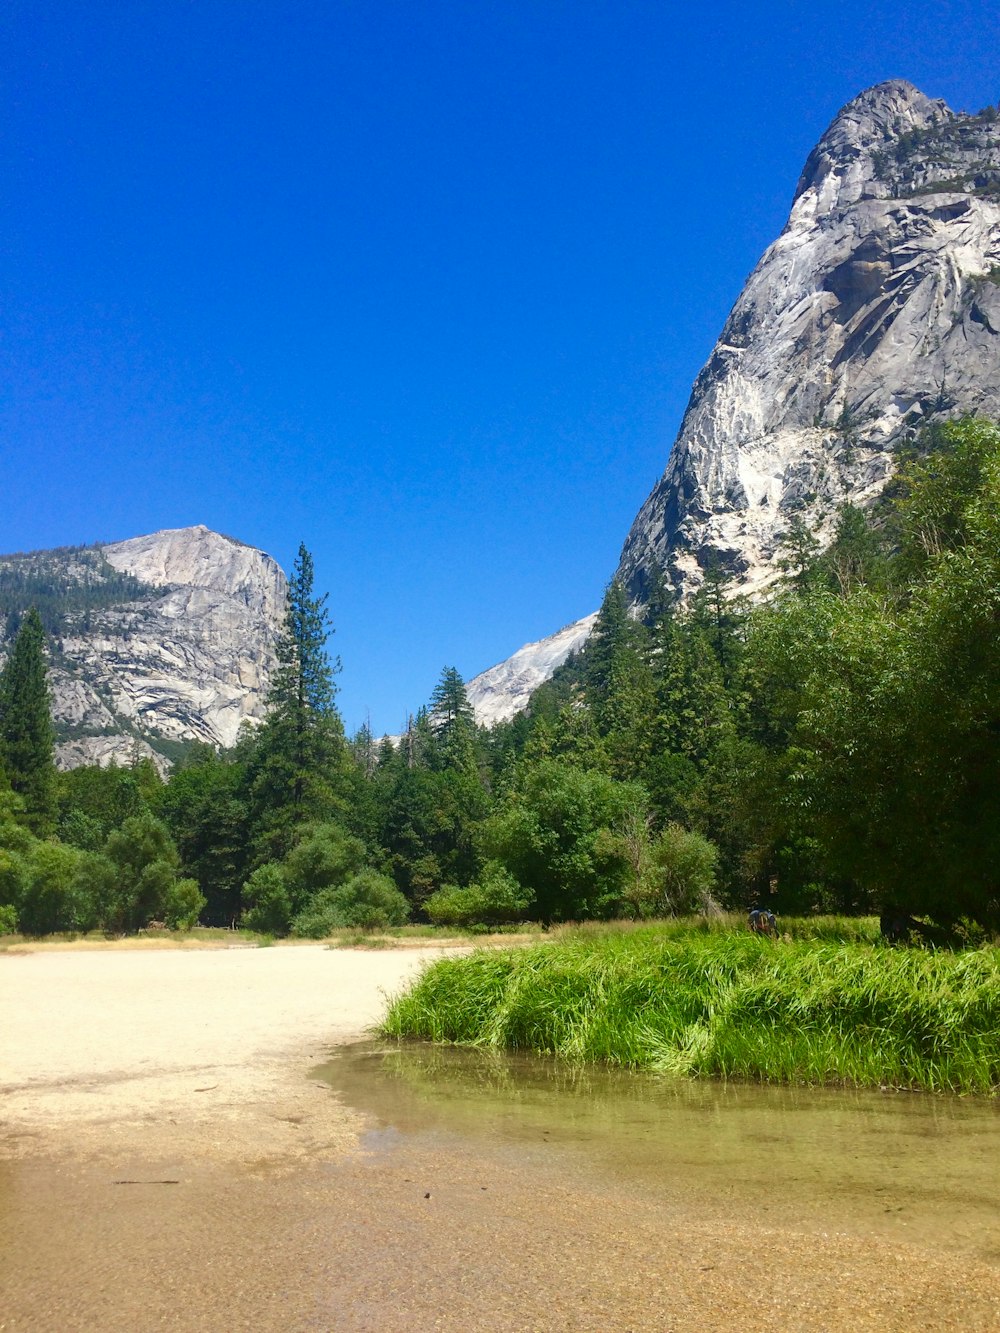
left=0, top=941, right=443, bottom=1163
left=2, top=942, right=999, bottom=1332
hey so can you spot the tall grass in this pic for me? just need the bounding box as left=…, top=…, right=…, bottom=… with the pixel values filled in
left=381, top=925, right=1000, bottom=1093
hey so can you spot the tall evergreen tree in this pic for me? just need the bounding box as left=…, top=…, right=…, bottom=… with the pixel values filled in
left=0, top=608, right=56, bottom=835
left=429, top=666, right=478, bottom=775
left=245, top=544, right=347, bottom=852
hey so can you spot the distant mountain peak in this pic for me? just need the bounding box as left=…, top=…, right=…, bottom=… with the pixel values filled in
left=0, top=526, right=287, bottom=771
left=617, top=80, right=1000, bottom=603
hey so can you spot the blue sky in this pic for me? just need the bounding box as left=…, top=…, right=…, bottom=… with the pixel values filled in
left=3, top=1, right=997, bottom=735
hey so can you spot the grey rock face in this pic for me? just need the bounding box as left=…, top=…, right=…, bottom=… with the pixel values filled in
left=466, top=612, right=598, bottom=727
left=617, top=80, right=1000, bottom=600
left=0, top=526, right=287, bottom=770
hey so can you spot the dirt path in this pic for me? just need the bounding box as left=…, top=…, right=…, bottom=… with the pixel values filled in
left=2, top=944, right=998, bottom=1331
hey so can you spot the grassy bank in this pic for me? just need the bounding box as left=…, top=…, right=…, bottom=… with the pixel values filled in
left=381, top=922, right=1000, bottom=1093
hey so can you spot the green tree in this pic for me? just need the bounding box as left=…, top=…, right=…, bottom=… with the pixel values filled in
left=0, top=608, right=56, bottom=835
left=102, top=813, right=184, bottom=933
left=776, top=515, right=822, bottom=593
left=291, top=869, right=409, bottom=936
left=245, top=543, right=349, bottom=854
left=424, top=861, right=530, bottom=927
left=242, top=862, right=292, bottom=935
left=429, top=667, right=479, bottom=776
left=484, top=761, right=649, bottom=924
left=157, top=750, right=250, bottom=925
left=57, top=763, right=150, bottom=842
left=18, top=841, right=86, bottom=935
left=282, top=822, right=367, bottom=917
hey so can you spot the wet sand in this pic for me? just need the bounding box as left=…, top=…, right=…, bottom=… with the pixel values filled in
left=2, top=944, right=999, bottom=1331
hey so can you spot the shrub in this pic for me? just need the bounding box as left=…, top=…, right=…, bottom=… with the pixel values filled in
left=0, top=848, right=28, bottom=914
left=629, top=824, right=719, bottom=917
left=242, top=862, right=292, bottom=935
left=282, top=823, right=366, bottom=915
left=0, top=902, right=18, bottom=934
left=164, top=877, right=207, bottom=930
left=18, top=841, right=86, bottom=935
left=292, top=870, right=409, bottom=937
left=425, top=862, right=531, bottom=927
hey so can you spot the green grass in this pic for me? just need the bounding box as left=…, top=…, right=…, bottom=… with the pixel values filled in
left=381, top=921, right=1000, bottom=1094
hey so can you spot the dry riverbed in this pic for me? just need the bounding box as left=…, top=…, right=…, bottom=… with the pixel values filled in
left=2, top=942, right=999, bottom=1331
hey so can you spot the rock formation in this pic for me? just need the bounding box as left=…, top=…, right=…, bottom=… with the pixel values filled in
left=465, top=613, right=598, bottom=727
left=0, top=526, right=287, bottom=770
left=617, top=80, right=1000, bottom=601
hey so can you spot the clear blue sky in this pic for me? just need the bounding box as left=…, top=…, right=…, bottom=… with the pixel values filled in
left=3, top=2, right=997, bottom=735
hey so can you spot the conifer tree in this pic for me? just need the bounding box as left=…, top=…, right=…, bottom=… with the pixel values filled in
left=429, top=667, right=478, bottom=775
left=245, top=544, right=346, bottom=851
left=0, top=608, right=56, bottom=836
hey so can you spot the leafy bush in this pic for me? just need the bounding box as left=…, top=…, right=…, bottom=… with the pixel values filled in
left=242, top=862, right=292, bottom=935
left=425, top=862, right=531, bottom=927
left=164, top=877, right=207, bottom=930
left=0, top=902, right=18, bottom=934
left=626, top=824, right=719, bottom=917
left=291, top=869, right=409, bottom=937
left=484, top=761, right=648, bottom=923
left=102, top=814, right=183, bottom=932
left=18, top=841, right=87, bottom=935
left=282, top=823, right=367, bottom=914
left=0, top=848, right=28, bottom=914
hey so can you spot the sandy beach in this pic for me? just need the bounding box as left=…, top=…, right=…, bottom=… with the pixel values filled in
left=3, top=942, right=999, bottom=1332
left=0, top=941, right=441, bottom=1165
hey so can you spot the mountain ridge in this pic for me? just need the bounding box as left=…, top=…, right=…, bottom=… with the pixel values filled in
left=616, top=79, right=1000, bottom=601
left=0, top=525, right=287, bottom=770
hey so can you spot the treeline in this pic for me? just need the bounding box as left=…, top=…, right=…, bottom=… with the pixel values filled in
left=1, top=418, right=999, bottom=937
left=0, top=545, right=154, bottom=643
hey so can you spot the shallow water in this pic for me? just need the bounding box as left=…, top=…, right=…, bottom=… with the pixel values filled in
left=319, top=1041, right=1000, bottom=1263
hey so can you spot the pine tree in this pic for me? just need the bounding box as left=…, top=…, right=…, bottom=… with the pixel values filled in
left=0, top=607, right=56, bottom=835
left=429, top=667, right=478, bottom=775
left=245, top=544, right=347, bottom=851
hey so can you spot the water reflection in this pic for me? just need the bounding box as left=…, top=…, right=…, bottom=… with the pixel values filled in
left=318, top=1041, right=1000, bottom=1262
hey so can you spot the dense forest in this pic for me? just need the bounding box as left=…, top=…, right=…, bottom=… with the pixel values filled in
left=0, top=544, right=155, bottom=645
left=1, top=417, right=998, bottom=939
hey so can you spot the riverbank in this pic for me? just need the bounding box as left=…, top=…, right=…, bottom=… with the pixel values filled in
left=382, top=923, right=1000, bottom=1093
left=2, top=940, right=999, bottom=1330
left=0, top=941, right=453, bottom=1163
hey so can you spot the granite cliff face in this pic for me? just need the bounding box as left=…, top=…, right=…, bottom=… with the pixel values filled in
left=465, top=613, right=598, bottom=727
left=617, top=80, right=1000, bottom=600
left=0, top=526, right=287, bottom=770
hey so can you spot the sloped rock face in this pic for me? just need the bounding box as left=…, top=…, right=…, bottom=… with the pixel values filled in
left=466, top=612, right=598, bottom=727
left=0, top=526, right=287, bottom=770
left=617, top=80, right=1000, bottom=600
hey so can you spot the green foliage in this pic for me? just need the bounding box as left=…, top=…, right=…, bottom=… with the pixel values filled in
left=291, top=869, right=409, bottom=936
left=428, top=667, right=478, bottom=775
left=164, top=878, right=207, bottom=930
left=0, top=902, right=17, bottom=934
left=56, top=763, right=152, bottom=842
left=155, top=748, right=249, bottom=925
left=483, top=761, right=649, bottom=924
left=383, top=926, right=1000, bottom=1093
left=0, top=608, right=56, bottom=835
left=0, top=847, right=29, bottom=915
left=281, top=821, right=367, bottom=918
left=424, top=861, right=531, bottom=927
left=18, top=841, right=87, bottom=936
left=625, top=823, right=719, bottom=918
left=244, top=542, right=349, bottom=854
left=102, top=813, right=184, bottom=933
left=242, top=862, right=292, bottom=935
